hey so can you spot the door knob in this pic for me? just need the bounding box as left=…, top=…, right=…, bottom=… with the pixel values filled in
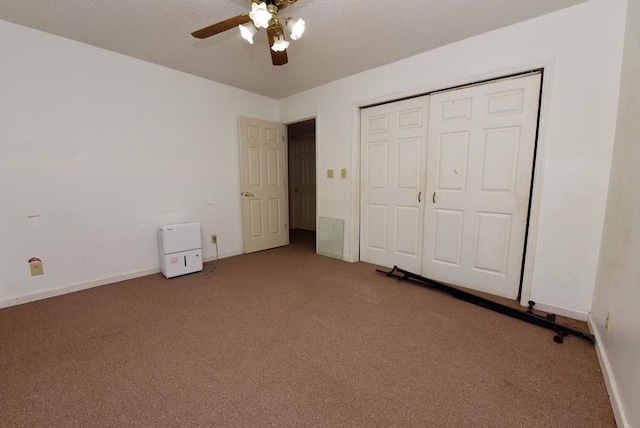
left=294, top=188, right=299, bottom=192
left=243, top=192, right=254, bottom=197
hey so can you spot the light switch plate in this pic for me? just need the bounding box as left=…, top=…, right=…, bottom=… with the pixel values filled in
left=341, top=168, right=347, bottom=178
left=327, top=169, right=334, bottom=178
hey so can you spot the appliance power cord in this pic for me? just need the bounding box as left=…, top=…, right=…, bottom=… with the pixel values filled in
left=203, top=241, right=218, bottom=278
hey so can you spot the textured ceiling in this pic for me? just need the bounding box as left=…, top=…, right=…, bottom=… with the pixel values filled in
left=0, top=0, right=589, bottom=99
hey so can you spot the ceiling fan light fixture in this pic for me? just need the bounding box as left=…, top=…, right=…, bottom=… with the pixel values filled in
left=286, top=18, right=305, bottom=40
left=191, top=0, right=304, bottom=66
left=271, top=35, right=289, bottom=52
left=239, top=23, right=257, bottom=44
left=249, top=2, right=273, bottom=29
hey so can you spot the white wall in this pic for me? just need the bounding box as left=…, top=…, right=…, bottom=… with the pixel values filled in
left=591, top=0, right=640, bottom=425
left=279, top=0, right=626, bottom=319
left=0, top=1, right=629, bottom=319
left=0, top=20, right=279, bottom=306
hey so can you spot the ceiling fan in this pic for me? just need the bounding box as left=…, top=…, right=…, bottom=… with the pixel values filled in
left=191, top=0, right=306, bottom=66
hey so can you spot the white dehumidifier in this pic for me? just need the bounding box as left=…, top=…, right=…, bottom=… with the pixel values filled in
left=158, top=222, right=203, bottom=278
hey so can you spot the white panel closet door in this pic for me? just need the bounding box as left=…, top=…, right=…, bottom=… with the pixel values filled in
left=360, top=96, right=429, bottom=272
left=422, top=73, right=541, bottom=299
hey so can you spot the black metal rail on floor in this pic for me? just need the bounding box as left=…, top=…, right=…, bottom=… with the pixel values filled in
left=377, top=265, right=594, bottom=344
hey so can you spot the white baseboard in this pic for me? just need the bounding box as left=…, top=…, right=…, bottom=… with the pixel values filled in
left=0, top=249, right=244, bottom=310
left=588, top=315, right=629, bottom=428
left=203, top=249, right=242, bottom=263
left=0, top=267, right=161, bottom=310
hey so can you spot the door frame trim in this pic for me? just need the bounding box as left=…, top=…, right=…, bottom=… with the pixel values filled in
left=353, top=59, right=556, bottom=307
left=284, top=115, right=319, bottom=252
left=286, top=120, right=317, bottom=233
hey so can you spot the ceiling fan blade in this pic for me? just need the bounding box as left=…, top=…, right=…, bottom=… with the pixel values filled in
left=267, top=26, right=288, bottom=66
left=270, top=48, right=288, bottom=66
left=191, top=14, right=251, bottom=39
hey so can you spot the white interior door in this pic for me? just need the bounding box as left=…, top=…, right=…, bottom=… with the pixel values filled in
left=360, top=96, right=429, bottom=272
left=422, top=73, right=542, bottom=298
left=239, top=117, right=289, bottom=253
left=289, top=136, right=316, bottom=231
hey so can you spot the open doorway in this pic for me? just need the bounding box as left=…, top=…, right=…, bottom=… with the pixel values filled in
left=287, top=118, right=317, bottom=250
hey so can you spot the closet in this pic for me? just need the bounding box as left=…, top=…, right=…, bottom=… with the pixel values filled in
left=360, top=73, right=541, bottom=299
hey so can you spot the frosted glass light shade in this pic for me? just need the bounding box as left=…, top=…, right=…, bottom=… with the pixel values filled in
left=271, top=35, right=289, bottom=52
left=249, top=2, right=272, bottom=29
left=287, top=18, right=305, bottom=40
left=239, top=23, right=257, bottom=44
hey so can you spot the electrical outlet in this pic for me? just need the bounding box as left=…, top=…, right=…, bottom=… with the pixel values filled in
left=605, top=310, right=611, bottom=332
left=211, top=234, right=217, bottom=244
left=30, top=261, right=43, bottom=276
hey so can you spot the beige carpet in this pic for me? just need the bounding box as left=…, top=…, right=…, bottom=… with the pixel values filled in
left=0, top=230, right=614, bottom=427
